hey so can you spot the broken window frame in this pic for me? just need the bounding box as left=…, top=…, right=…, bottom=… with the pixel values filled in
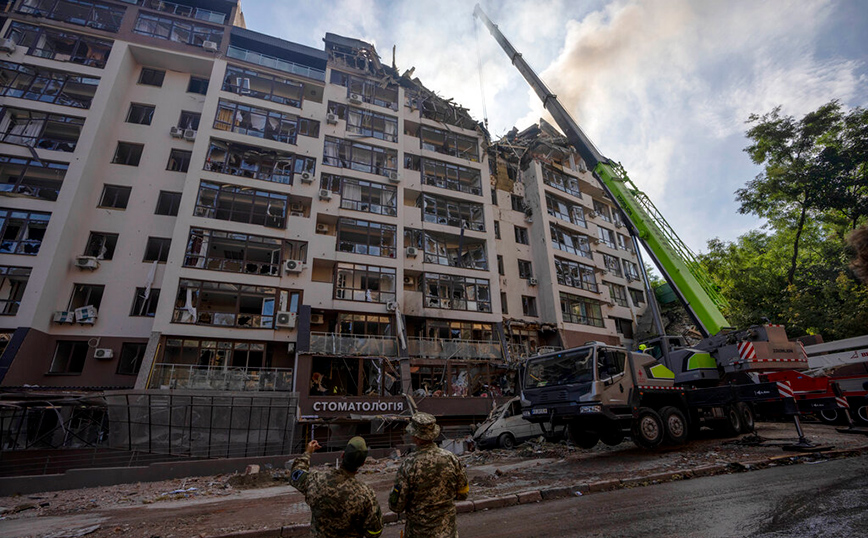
left=0, top=106, right=84, bottom=152
left=155, top=191, right=182, bottom=216
left=0, top=265, right=31, bottom=315
left=329, top=102, right=398, bottom=142
left=550, top=223, right=592, bottom=259
left=143, top=236, right=172, bottom=263
left=545, top=192, right=586, bottom=227
left=0, top=155, right=67, bottom=202
left=334, top=262, right=396, bottom=303
left=608, top=283, right=629, bottom=307
left=340, top=177, right=398, bottom=217
left=521, top=295, right=538, bottom=317
left=5, top=22, right=113, bottom=69
left=214, top=99, right=319, bottom=144
left=172, top=278, right=300, bottom=329
left=0, top=208, right=50, bottom=255
left=603, top=253, right=623, bottom=277
left=420, top=157, right=482, bottom=196
left=518, top=259, right=533, bottom=279
left=222, top=65, right=304, bottom=108
left=598, top=226, right=617, bottom=249
left=130, top=287, right=160, bottom=317
left=126, top=103, right=155, bottom=125
left=593, top=199, right=612, bottom=222
left=48, top=340, right=88, bottom=374
left=204, top=139, right=312, bottom=185
left=422, top=272, right=491, bottom=313
left=514, top=225, right=529, bottom=244
left=419, top=125, right=479, bottom=162
left=194, top=180, right=288, bottom=229
left=629, top=288, right=645, bottom=306
left=183, top=227, right=297, bottom=276
left=117, top=342, right=147, bottom=375
left=623, top=260, right=641, bottom=281
left=560, top=291, right=604, bottom=327
left=84, top=231, right=118, bottom=259
left=0, top=60, right=100, bottom=109
left=18, top=0, right=126, bottom=33
left=133, top=12, right=224, bottom=47
left=329, top=70, right=398, bottom=110
left=68, top=283, right=104, bottom=310
left=404, top=228, right=488, bottom=270
left=322, top=136, right=397, bottom=178
left=554, top=257, right=598, bottom=293
left=166, top=148, right=192, bottom=172
left=336, top=217, right=397, bottom=258
left=420, top=194, right=485, bottom=232
left=542, top=165, right=581, bottom=198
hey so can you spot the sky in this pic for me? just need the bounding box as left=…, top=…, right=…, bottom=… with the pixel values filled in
left=240, top=0, right=868, bottom=253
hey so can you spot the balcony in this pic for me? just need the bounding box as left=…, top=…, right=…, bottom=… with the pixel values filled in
left=149, top=363, right=293, bottom=391
left=309, top=332, right=397, bottom=357
left=227, top=46, right=325, bottom=82
left=408, top=337, right=502, bottom=360
left=140, top=0, right=227, bottom=24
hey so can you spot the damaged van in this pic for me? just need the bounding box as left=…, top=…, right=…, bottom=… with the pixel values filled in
left=472, top=397, right=564, bottom=449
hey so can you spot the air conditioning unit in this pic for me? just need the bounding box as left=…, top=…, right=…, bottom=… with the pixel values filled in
left=403, top=275, right=416, bottom=287
left=53, top=310, right=75, bottom=324
left=202, top=40, right=219, bottom=53
left=326, top=113, right=338, bottom=125
left=74, top=255, right=99, bottom=270
left=591, top=237, right=600, bottom=244
left=74, top=305, right=97, bottom=324
left=310, top=314, right=324, bottom=325
left=290, top=211, right=304, bottom=217
left=290, top=202, right=304, bottom=212
left=315, top=223, right=330, bottom=234
left=615, top=221, right=624, bottom=229
left=94, top=348, right=113, bottom=360
left=0, top=38, right=16, bottom=53
left=386, top=301, right=398, bottom=312
left=183, top=129, right=197, bottom=141
left=578, top=161, right=588, bottom=173
left=348, top=93, right=363, bottom=104
left=525, top=214, right=533, bottom=223
left=284, top=259, right=304, bottom=274
left=274, top=311, right=297, bottom=329
left=300, top=172, right=314, bottom=184
left=319, top=189, right=332, bottom=201
left=406, top=246, right=418, bottom=258
left=388, top=171, right=400, bottom=183
left=528, top=277, right=539, bottom=286
left=170, top=126, right=183, bottom=138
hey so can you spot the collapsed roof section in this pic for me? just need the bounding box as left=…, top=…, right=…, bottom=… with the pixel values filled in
left=323, top=33, right=485, bottom=134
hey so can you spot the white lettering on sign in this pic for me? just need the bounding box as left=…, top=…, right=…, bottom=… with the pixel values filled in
left=311, top=400, right=404, bottom=413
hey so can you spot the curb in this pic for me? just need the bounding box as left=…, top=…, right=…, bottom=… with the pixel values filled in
left=210, top=444, right=868, bottom=538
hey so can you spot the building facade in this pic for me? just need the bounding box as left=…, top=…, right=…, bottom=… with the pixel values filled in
left=0, top=0, right=648, bottom=447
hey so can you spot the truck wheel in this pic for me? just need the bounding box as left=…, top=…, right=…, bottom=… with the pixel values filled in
left=599, top=428, right=624, bottom=446
left=498, top=433, right=516, bottom=449
left=818, top=409, right=842, bottom=425
left=721, top=405, right=743, bottom=437
left=855, top=405, right=868, bottom=425
left=659, top=406, right=688, bottom=445
left=737, top=402, right=756, bottom=433
left=631, top=407, right=664, bottom=449
left=567, top=424, right=600, bottom=449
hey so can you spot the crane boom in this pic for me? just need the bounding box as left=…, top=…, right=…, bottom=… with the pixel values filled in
left=473, top=4, right=729, bottom=337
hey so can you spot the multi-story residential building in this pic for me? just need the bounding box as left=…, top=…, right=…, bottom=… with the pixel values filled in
left=0, top=0, right=647, bottom=450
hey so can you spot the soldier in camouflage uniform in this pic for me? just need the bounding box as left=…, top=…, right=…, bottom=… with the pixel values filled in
left=389, top=413, right=470, bottom=538
left=289, top=437, right=383, bottom=538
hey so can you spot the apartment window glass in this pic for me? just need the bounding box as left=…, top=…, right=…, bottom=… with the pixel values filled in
left=518, top=259, right=533, bottom=279
left=133, top=13, right=224, bottom=47
left=0, top=106, right=84, bottom=152
left=623, top=260, right=640, bottom=281
left=629, top=288, right=645, bottom=306
left=608, top=283, right=629, bottom=307
left=337, top=218, right=397, bottom=258
left=421, top=194, right=484, bottom=231
left=592, top=200, right=612, bottom=222
left=340, top=178, right=398, bottom=216
left=0, top=60, right=100, bottom=109
left=419, top=125, right=479, bottom=162
left=330, top=70, right=398, bottom=109
left=131, top=288, right=160, bottom=317
left=560, top=292, right=604, bottom=327
left=511, top=195, right=525, bottom=212
left=550, top=223, right=591, bottom=258
left=5, top=22, right=113, bottom=69
left=423, top=272, right=491, bottom=312
left=112, top=142, right=144, bottom=166
left=497, top=255, right=504, bottom=275
left=0, top=155, right=67, bottom=202
left=84, top=231, right=117, bottom=260
left=173, top=279, right=299, bottom=329
left=155, top=191, right=181, bottom=216
left=69, top=283, right=104, bottom=310
left=223, top=65, right=304, bottom=108
left=117, top=343, right=147, bottom=375
left=328, top=102, right=398, bottom=142
left=18, top=0, right=126, bottom=33
left=545, top=192, right=585, bottom=227
left=405, top=229, right=488, bottom=270
left=522, top=296, right=538, bottom=317
left=215, top=99, right=318, bottom=144
left=613, top=318, right=635, bottom=339
left=98, top=184, right=131, bottom=209
left=187, top=76, right=209, bottom=94
left=500, top=292, right=508, bottom=315
left=514, top=226, right=529, bottom=245
left=599, top=226, right=616, bottom=249
left=493, top=221, right=500, bottom=239
left=178, top=111, right=201, bottom=130
left=0, top=266, right=31, bottom=315
left=126, top=103, right=154, bottom=125
left=335, top=263, right=396, bottom=303
left=194, top=181, right=288, bottom=229
left=323, top=136, right=397, bottom=178
left=603, top=253, right=622, bottom=277
left=48, top=341, right=88, bottom=374
left=205, top=139, right=312, bottom=185
left=184, top=227, right=292, bottom=276
left=0, top=208, right=50, bottom=255
left=554, top=257, right=598, bottom=293
left=144, top=237, right=171, bottom=262
left=617, top=233, right=629, bottom=251
left=166, top=149, right=192, bottom=172
left=419, top=157, right=482, bottom=195
left=138, top=68, right=165, bottom=87
left=542, top=165, right=581, bottom=198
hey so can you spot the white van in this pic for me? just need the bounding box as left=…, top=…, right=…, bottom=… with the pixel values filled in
left=472, top=397, right=564, bottom=449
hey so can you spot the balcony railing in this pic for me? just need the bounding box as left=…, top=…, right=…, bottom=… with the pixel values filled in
left=227, top=46, right=325, bottom=82
left=408, top=337, right=502, bottom=360
left=309, top=332, right=397, bottom=357
left=149, top=363, right=293, bottom=391
left=141, top=0, right=226, bottom=24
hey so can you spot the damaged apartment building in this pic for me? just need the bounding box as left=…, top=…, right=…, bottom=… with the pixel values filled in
left=0, top=0, right=648, bottom=458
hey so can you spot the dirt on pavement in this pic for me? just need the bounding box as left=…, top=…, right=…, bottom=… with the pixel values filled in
left=1, top=421, right=866, bottom=538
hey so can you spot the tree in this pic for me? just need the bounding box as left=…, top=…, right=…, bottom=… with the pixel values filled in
left=736, top=101, right=868, bottom=285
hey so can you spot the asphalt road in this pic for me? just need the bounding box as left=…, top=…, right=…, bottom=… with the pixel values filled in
left=382, top=455, right=868, bottom=538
